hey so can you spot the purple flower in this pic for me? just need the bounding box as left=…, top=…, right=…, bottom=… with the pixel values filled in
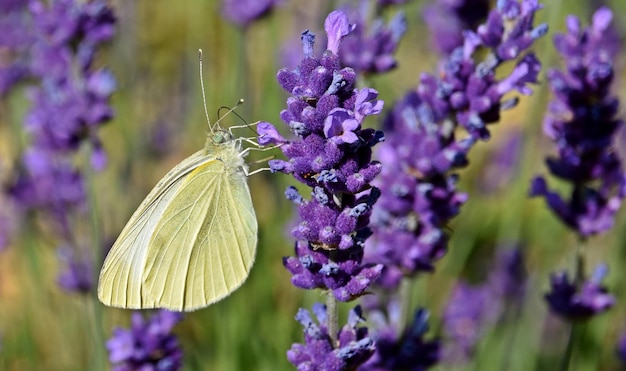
left=57, top=246, right=93, bottom=293
left=0, top=4, right=116, bottom=336
left=423, top=0, right=490, bottom=54
left=477, top=129, right=523, bottom=194
left=442, top=247, right=527, bottom=364
left=362, top=304, right=440, bottom=370
left=287, top=304, right=375, bottom=370
left=257, top=121, right=287, bottom=145
left=339, top=4, right=407, bottom=75
left=221, top=0, right=280, bottom=28
left=0, top=0, right=115, bottom=247
left=107, top=310, right=183, bottom=371
left=487, top=248, right=527, bottom=303
left=545, top=264, right=614, bottom=320
left=442, top=283, right=493, bottom=363
left=365, top=0, right=545, bottom=289
left=0, top=1, right=33, bottom=94
left=324, top=108, right=360, bottom=144
left=530, top=7, right=625, bottom=237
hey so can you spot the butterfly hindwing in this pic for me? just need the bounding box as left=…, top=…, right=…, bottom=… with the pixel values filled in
left=97, top=150, right=212, bottom=309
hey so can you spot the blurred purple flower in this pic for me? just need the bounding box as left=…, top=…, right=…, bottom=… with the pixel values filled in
left=339, top=3, right=407, bottom=75
left=477, top=129, right=524, bottom=194
left=107, top=310, right=183, bottom=371
left=0, top=0, right=115, bottom=306
left=443, top=283, right=492, bottom=364
left=423, top=0, right=490, bottom=54
left=287, top=304, right=375, bottom=370
left=57, top=245, right=93, bottom=293
left=442, top=247, right=527, bottom=364
left=545, top=263, right=614, bottom=321
left=365, top=0, right=545, bottom=289
left=487, top=248, right=527, bottom=303
left=530, top=7, right=625, bottom=237
left=617, top=331, right=626, bottom=363
left=0, top=0, right=33, bottom=95
left=222, top=0, right=280, bottom=28
left=362, top=304, right=440, bottom=370
left=4, top=0, right=115, bottom=216
left=377, top=0, right=409, bottom=7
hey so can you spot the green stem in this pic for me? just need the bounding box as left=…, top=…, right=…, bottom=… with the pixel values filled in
left=84, top=151, right=106, bottom=371
left=560, top=239, right=587, bottom=371
left=326, top=290, right=339, bottom=347
left=398, top=278, right=412, bottom=332
left=560, top=323, right=577, bottom=371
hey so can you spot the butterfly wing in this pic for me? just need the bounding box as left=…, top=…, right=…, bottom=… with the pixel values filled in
left=98, top=150, right=213, bottom=309
left=141, top=158, right=257, bottom=311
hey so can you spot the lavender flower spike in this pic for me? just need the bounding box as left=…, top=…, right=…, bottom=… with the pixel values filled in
left=264, top=9, right=385, bottom=368
left=530, top=7, right=625, bottom=237
left=265, top=9, right=384, bottom=302
left=106, top=310, right=183, bottom=371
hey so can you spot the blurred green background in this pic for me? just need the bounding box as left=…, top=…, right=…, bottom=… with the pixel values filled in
left=1, top=0, right=626, bottom=370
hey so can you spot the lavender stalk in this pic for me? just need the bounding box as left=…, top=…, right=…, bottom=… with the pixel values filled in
left=258, top=10, right=385, bottom=368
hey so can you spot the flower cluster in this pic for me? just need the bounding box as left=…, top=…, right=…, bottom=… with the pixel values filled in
left=530, top=7, right=625, bottom=237
left=423, top=0, right=490, bottom=55
left=0, top=0, right=115, bottom=291
left=366, top=0, right=546, bottom=288
left=339, top=3, right=407, bottom=75
left=106, top=310, right=183, bottom=371
left=221, top=0, right=280, bottom=28
left=260, top=11, right=385, bottom=302
left=11, top=0, right=116, bottom=210
left=544, top=263, right=614, bottom=320
left=287, top=304, right=375, bottom=369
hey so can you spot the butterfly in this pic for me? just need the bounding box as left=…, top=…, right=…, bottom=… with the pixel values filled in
left=98, top=51, right=257, bottom=312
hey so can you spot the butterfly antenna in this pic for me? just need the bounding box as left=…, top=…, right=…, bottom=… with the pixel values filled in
left=198, top=49, right=213, bottom=132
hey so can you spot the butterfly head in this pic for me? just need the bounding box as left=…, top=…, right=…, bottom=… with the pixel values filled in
left=209, top=130, right=233, bottom=145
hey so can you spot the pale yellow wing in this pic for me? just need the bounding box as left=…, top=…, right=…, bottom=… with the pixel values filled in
left=142, top=159, right=257, bottom=311
left=98, top=150, right=214, bottom=309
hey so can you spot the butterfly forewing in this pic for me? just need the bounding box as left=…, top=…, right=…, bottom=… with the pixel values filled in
left=97, top=150, right=215, bottom=309
left=142, top=158, right=257, bottom=311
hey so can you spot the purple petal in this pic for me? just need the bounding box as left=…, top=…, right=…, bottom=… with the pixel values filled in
left=324, top=10, right=355, bottom=55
